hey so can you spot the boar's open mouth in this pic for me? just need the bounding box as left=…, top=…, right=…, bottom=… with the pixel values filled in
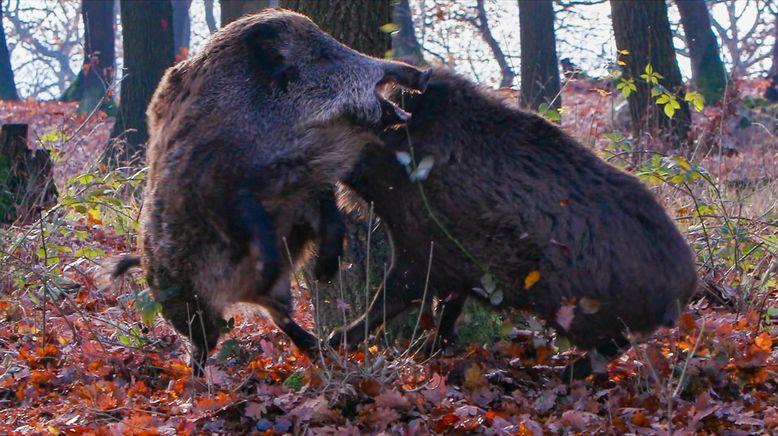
left=374, top=67, right=431, bottom=128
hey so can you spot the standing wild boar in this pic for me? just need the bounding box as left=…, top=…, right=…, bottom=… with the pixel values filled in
left=329, top=68, right=697, bottom=378
left=110, top=9, right=429, bottom=375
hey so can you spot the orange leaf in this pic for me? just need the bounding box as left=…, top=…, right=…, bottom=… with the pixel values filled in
left=754, top=332, right=773, bottom=352
left=631, top=411, right=650, bottom=427
left=359, top=377, right=381, bottom=397
left=523, top=270, right=541, bottom=289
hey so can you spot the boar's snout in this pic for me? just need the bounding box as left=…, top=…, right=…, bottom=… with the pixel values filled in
left=379, top=61, right=431, bottom=93
left=371, top=62, right=430, bottom=128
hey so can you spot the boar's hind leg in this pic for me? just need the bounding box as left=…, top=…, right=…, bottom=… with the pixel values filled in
left=564, top=335, right=631, bottom=380
left=313, top=188, right=345, bottom=282
left=247, top=276, right=319, bottom=355
left=232, top=189, right=281, bottom=295
left=161, top=293, right=222, bottom=376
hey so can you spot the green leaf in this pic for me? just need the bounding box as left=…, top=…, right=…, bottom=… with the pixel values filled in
left=379, top=22, right=399, bottom=33
left=283, top=371, right=305, bottom=390
left=217, top=338, right=241, bottom=361
left=663, top=100, right=676, bottom=118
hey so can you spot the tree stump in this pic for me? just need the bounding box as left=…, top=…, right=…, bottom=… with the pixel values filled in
left=0, top=124, right=58, bottom=223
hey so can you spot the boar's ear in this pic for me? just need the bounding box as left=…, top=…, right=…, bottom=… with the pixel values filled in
left=244, top=21, right=298, bottom=89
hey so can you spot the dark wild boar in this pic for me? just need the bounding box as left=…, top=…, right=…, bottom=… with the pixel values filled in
left=329, top=68, right=697, bottom=378
left=109, top=9, right=428, bottom=375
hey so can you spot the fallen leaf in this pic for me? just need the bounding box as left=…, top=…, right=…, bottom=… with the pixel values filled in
left=524, top=270, right=541, bottom=289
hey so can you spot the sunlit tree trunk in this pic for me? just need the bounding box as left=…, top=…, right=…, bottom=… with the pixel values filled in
left=518, top=0, right=560, bottom=111
left=172, top=0, right=192, bottom=58
left=106, top=0, right=175, bottom=166
left=676, top=0, right=727, bottom=104
left=0, top=2, right=18, bottom=101
left=610, top=0, right=691, bottom=149
left=62, top=0, right=116, bottom=114
left=392, top=0, right=423, bottom=64
left=221, top=0, right=272, bottom=27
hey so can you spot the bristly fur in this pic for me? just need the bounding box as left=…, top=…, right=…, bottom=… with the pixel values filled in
left=117, top=8, right=428, bottom=375
left=331, top=67, right=698, bottom=378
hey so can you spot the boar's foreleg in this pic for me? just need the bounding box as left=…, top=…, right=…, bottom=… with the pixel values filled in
left=313, top=188, right=345, bottom=282
left=158, top=290, right=223, bottom=377
left=246, top=276, right=320, bottom=354
left=231, top=189, right=281, bottom=295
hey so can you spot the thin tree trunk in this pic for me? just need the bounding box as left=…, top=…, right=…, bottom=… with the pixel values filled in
left=221, top=0, right=272, bottom=27
left=392, top=0, right=424, bottom=64
left=764, top=13, right=778, bottom=101
left=610, top=0, right=691, bottom=149
left=106, top=0, right=175, bottom=166
left=518, top=0, right=561, bottom=110
left=172, top=0, right=192, bottom=58
left=62, top=0, right=116, bottom=114
left=204, top=0, right=217, bottom=33
left=474, top=0, right=515, bottom=88
left=0, top=2, right=18, bottom=100
left=676, top=0, right=727, bottom=104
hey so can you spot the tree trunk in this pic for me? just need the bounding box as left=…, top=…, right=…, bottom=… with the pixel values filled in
left=676, top=0, right=727, bottom=104
left=204, top=0, right=217, bottom=33
left=764, top=14, right=778, bottom=102
left=392, top=0, right=423, bottom=64
left=106, top=0, right=175, bottom=166
left=281, top=0, right=391, bottom=57
left=62, top=0, right=116, bottom=114
left=518, top=0, right=561, bottom=110
left=0, top=2, right=19, bottom=100
left=221, top=0, right=272, bottom=27
left=0, top=124, right=58, bottom=223
left=172, top=0, right=192, bottom=58
left=610, top=0, right=691, bottom=149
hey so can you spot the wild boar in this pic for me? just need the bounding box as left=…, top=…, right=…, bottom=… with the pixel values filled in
left=110, top=8, right=428, bottom=375
left=329, top=68, right=697, bottom=378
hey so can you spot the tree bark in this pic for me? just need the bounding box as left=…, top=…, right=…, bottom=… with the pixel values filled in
left=280, top=0, right=391, bottom=57
left=172, top=0, right=192, bottom=58
left=221, top=0, right=273, bottom=27
left=610, top=0, right=691, bottom=149
left=475, top=0, right=515, bottom=88
left=0, top=124, right=58, bottom=223
left=204, top=0, right=217, bottom=33
left=676, top=0, right=727, bottom=104
left=764, top=13, right=778, bottom=101
left=392, top=0, right=424, bottom=64
left=518, top=0, right=561, bottom=110
left=62, top=0, right=116, bottom=114
left=106, top=0, right=175, bottom=166
left=0, top=2, right=19, bottom=100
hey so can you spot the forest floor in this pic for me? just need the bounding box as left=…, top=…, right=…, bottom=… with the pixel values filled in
left=1, top=78, right=777, bottom=435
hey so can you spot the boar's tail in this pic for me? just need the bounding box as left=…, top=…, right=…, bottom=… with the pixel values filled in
left=103, top=255, right=142, bottom=279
